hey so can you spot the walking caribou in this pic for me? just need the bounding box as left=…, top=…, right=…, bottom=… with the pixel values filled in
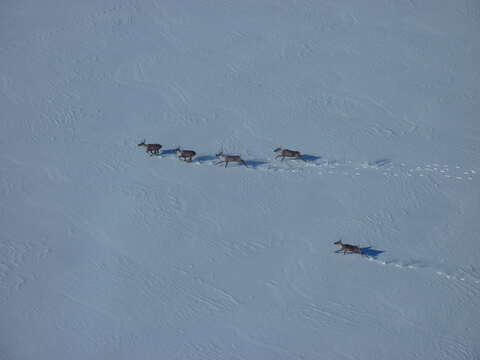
left=215, top=152, right=248, bottom=168
left=138, top=140, right=162, bottom=156
left=334, top=240, right=363, bottom=255
left=274, top=147, right=305, bottom=161
left=174, top=147, right=196, bottom=162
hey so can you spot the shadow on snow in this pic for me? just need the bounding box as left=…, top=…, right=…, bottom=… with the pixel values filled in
left=302, top=154, right=322, bottom=162
left=194, top=155, right=217, bottom=163
left=245, top=159, right=269, bottom=168
left=367, top=159, right=391, bottom=168
left=360, top=247, right=385, bottom=258
left=160, top=148, right=177, bottom=156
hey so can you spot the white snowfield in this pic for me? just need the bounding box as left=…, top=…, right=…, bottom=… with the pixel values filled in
left=1, top=0, right=480, bottom=359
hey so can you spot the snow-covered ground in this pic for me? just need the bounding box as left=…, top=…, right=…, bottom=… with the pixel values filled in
left=1, top=1, right=480, bottom=359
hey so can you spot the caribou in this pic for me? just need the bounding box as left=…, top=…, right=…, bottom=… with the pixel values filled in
left=215, top=152, right=248, bottom=168
left=334, top=240, right=363, bottom=255
left=138, top=140, right=162, bottom=156
left=274, top=147, right=305, bottom=161
left=174, top=147, right=196, bottom=162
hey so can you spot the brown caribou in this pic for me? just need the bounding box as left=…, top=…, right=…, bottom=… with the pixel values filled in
left=334, top=240, right=363, bottom=255
left=174, top=147, right=196, bottom=162
left=274, top=147, right=305, bottom=161
left=215, top=152, right=248, bottom=168
left=138, top=140, right=162, bottom=156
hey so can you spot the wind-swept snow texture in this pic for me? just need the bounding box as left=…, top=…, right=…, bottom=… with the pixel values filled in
left=1, top=0, right=480, bottom=359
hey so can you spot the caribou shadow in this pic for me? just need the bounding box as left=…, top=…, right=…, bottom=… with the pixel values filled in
left=302, top=154, right=322, bottom=162
left=245, top=159, right=269, bottom=168
left=360, top=247, right=384, bottom=258
left=194, top=155, right=217, bottom=163
left=368, top=159, right=391, bottom=168
left=160, top=149, right=177, bottom=156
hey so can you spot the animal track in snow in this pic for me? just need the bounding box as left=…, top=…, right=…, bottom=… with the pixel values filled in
left=151, top=151, right=479, bottom=183
left=366, top=257, right=480, bottom=286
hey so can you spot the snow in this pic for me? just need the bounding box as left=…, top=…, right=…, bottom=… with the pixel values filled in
left=1, top=0, right=480, bottom=359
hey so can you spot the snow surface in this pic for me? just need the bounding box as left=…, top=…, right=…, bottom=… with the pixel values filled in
left=1, top=0, right=480, bottom=359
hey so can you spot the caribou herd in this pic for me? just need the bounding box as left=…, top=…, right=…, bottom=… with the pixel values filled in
left=137, top=139, right=369, bottom=256
left=138, top=140, right=306, bottom=168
